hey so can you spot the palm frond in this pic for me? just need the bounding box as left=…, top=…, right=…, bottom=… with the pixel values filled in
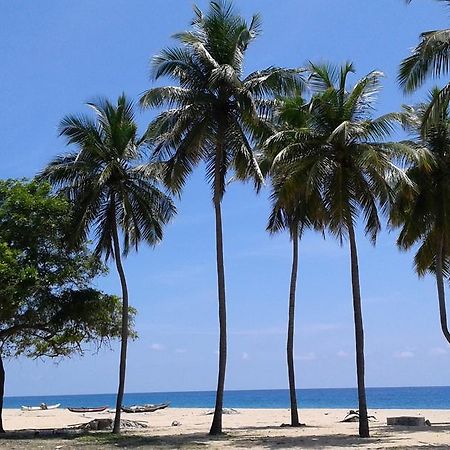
left=399, top=29, right=450, bottom=92
left=41, top=95, right=176, bottom=260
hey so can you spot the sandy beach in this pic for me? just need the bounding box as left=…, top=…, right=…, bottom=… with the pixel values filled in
left=0, top=407, right=449, bottom=449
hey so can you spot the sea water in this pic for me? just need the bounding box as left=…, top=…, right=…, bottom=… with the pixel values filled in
left=6, top=386, right=450, bottom=409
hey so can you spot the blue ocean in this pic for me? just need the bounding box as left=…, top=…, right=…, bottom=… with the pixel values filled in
left=5, top=387, right=450, bottom=409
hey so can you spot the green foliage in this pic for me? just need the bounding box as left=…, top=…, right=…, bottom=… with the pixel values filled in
left=390, top=89, right=450, bottom=277
left=39, top=94, right=176, bottom=260
left=400, top=0, right=450, bottom=128
left=262, top=95, right=326, bottom=238
left=265, top=63, right=409, bottom=243
left=0, top=179, right=130, bottom=358
left=140, top=0, right=303, bottom=200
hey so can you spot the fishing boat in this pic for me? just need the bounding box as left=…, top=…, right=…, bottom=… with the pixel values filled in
left=68, top=406, right=108, bottom=413
left=21, top=403, right=60, bottom=411
left=121, top=402, right=169, bottom=413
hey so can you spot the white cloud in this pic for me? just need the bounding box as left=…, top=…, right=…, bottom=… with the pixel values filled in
left=337, top=350, right=349, bottom=358
left=394, top=351, right=414, bottom=359
left=241, top=352, right=249, bottom=361
left=295, top=352, right=317, bottom=361
left=150, top=343, right=165, bottom=351
left=430, top=347, right=447, bottom=356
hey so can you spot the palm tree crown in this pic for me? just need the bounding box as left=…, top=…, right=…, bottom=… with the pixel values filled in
left=265, top=94, right=325, bottom=237
left=274, top=63, right=400, bottom=241
left=391, top=89, right=450, bottom=277
left=140, top=0, right=301, bottom=200
left=41, top=94, right=175, bottom=257
left=400, top=0, right=450, bottom=124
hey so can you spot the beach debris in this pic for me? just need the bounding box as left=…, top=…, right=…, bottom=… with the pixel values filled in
left=341, top=410, right=377, bottom=423
left=171, top=420, right=181, bottom=426
left=387, top=416, right=429, bottom=427
left=205, top=408, right=239, bottom=415
left=70, top=418, right=148, bottom=431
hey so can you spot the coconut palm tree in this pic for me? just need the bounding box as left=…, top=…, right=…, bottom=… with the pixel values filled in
left=400, top=0, right=450, bottom=122
left=39, top=94, right=176, bottom=434
left=390, top=88, right=450, bottom=345
left=140, top=0, right=301, bottom=435
left=263, top=95, right=325, bottom=426
left=273, top=62, right=404, bottom=437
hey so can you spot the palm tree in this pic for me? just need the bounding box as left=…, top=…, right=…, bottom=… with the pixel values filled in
left=263, top=95, right=324, bottom=426
left=39, top=94, right=176, bottom=434
left=399, top=0, right=450, bottom=122
left=140, top=0, right=301, bottom=435
left=390, top=89, right=450, bottom=346
left=272, top=62, right=404, bottom=437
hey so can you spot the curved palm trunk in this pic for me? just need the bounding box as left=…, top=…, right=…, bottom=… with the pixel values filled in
left=347, top=220, right=369, bottom=438
left=287, top=227, right=300, bottom=426
left=0, top=354, right=5, bottom=433
left=210, top=148, right=227, bottom=436
left=112, top=220, right=130, bottom=435
left=435, top=236, right=450, bottom=344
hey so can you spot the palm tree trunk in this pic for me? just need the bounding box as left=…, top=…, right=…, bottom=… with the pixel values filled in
left=209, top=147, right=227, bottom=436
left=112, top=218, right=130, bottom=435
left=435, top=235, right=450, bottom=344
left=347, top=220, right=369, bottom=438
left=287, top=227, right=300, bottom=426
left=0, top=354, right=5, bottom=433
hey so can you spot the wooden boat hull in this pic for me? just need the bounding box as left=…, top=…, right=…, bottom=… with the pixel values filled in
left=21, top=403, right=61, bottom=411
left=68, top=406, right=108, bottom=413
left=121, top=402, right=169, bottom=413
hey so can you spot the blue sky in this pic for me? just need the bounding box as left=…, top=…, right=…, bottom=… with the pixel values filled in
left=1, top=0, right=450, bottom=397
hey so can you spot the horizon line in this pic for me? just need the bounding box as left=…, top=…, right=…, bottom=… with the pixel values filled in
left=6, top=385, right=450, bottom=399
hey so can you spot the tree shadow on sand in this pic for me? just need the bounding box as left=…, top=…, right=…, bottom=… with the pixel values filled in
left=0, top=430, right=401, bottom=449
left=0, top=424, right=449, bottom=449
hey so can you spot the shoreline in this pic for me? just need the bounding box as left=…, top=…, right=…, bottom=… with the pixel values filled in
left=6, top=405, right=450, bottom=410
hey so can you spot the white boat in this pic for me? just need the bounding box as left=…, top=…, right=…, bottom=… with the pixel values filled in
left=21, top=403, right=61, bottom=411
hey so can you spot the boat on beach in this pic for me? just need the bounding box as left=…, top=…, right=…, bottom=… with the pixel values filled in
left=68, top=406, right=108, bottom=413
left=121, top=402, right=170, bottom=413
left=21, top=403, right=61, bottom=411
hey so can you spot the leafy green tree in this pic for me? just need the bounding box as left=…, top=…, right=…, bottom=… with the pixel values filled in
left=0, top=179, right=127, bottom=433
left=271, top=63, right=404, bottom=437
left=400, top=0, right=450, bottom=123
left=140, top=1, right=300, bottom=434
left=391, top=89, right=450, bottom=346
left=39, top=95, right=175, bottom=434
left=263, top=95, right=324, bottom=426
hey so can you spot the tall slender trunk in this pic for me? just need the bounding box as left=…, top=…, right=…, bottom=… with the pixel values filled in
left=435, top=235, right=450, bottom=344
left=0, top=354, right=5, bottom=433
left=347, top=220, right=369, bottom=438
left=287, top=227, right=300, bottom=426
left=112, top=215, right=130, bottom=435
left=209, top=146, right=227, bottom=436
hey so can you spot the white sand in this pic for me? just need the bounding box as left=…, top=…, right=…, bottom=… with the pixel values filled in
left=3, top=407, right=450, bottom=448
